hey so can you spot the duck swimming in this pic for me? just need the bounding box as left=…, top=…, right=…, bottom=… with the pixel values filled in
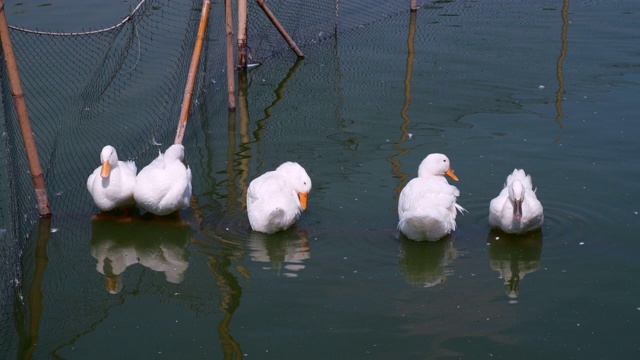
left=247, top=162, right=312, bottom=234
left=133, top=144, right=192, bottom=216
left=489, top=169, right=543, bottom=234
left=87, top=145, right=137, bottom=212
left=398, top=153, right=466, bottom=241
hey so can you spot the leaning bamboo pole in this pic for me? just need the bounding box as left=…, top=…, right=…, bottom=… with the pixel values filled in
left=256, top=0, right=304, bottom=58
left=225, top=0, right=236, bottom=109
left=410, top=0, right=417, bottom=11
left=175, top=0, right=211, bottom=144
left=237, top=0, right=248, bottom=69
left=0, top=0, right=51, bottom=217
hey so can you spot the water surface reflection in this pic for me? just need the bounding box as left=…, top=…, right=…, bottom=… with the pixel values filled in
left=487, top=229, right=543, bottom=302
left=90, top=216, right=192, bottom=294
left=398, top=236, right=457, bottom=287
left=248, top=230, right=310, bottom=277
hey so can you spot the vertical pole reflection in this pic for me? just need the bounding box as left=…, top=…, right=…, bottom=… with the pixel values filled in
left=253, top=58, right=303, bottom=143
left=226, top=109, right=240, bottom=212
left=236, top=70, right=251, bottom=208
left=207, top=252, right=246, bottom=360
left=555, top=0, right=569, bottom=129
left=387, top=9, right=416, bottom=198
left=20, top=218, right=51, bottom=360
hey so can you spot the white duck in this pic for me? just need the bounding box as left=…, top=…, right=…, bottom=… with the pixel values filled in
left=489, top=169, right=543, bottom=234
left=398, top=153, right=466, bottom=241
left=133, top=144, right=192, bottom=216
left=247, top=162, right=312, bottom=234
left=87, top=145, right=137, bottom=212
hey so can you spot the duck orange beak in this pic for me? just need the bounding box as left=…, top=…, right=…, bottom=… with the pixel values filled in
left=100, top=161, right=111, bottom=178
left=106, top=276, right=117, bottom=293
left=445, top=167, right=459, bottom=181
left=298, top=192, right=308, bottom=210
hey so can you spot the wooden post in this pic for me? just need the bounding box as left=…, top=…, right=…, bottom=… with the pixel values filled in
left=256, top=0, right=304, bottom=58
left=225, top=0, right=236, bottom=109
left=0, top=0, right=51, bottom=217
left=237, top=0, right=248, bottom=69
left=175, top=0, right=211, bottom=144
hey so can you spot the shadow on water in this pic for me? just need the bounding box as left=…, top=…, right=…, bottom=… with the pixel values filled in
left=487, top=228, right=543, bottom=303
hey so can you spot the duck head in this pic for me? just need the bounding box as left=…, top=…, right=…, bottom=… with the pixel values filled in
left=418, top=153, right=459, bottom=181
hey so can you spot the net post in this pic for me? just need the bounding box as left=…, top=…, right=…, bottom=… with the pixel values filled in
left=237, top=0, right=248, bottom=69
left=256, top=0, right=304, bottom=59
left=0, top=0, right=51, bottom=217
left=225, top=0, right=236, bottom=109
left=175, top=0, right=212, bottom=144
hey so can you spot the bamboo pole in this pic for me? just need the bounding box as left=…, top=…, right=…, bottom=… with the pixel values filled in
left=225, top=0, right=236, bottom=109
left=256, top=0, right=304, bottom=58
left=410, top=0, right=417, bottom=12
left=237, top=0, right=248, bottom=69
left=0, top=1, right=51, bottom=217
left=175, top=0, right=211, bottom=144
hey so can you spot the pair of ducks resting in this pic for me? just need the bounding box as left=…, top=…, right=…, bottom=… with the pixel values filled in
left=397, top=153, right=544, bottom=240
left=87, top=145, right=192, bottom=216
left=245, top=153, right=543, bottom=240
left=88, top=147, right=542, bottom=240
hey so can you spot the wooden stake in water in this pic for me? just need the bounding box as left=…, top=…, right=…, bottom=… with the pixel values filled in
left=256, top=0, right=304, bottom=58
left=225, top=0, right=236, bottom=109
left=175, top=0, right=212, bottom=144
left=237, top=0, right=248, bottom=69
left=0, top=0, right=51, bottom=217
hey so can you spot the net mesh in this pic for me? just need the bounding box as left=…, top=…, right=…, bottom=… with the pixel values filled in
left=0, top=0, right=423, bottom=354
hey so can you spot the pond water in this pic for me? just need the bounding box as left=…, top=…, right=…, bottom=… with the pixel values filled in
left=3, top=0, right=640, bottom=359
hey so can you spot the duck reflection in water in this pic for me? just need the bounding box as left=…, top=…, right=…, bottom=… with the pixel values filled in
left=487, top=229, right=543, bottom=301
left=398, top=235, right=457, bottom=287
left=247, top=229, right=310, bottom=277
left=90, top=215, right=192, bottom=294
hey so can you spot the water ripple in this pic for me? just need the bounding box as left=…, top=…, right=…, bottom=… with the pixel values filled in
left=198, top=210, right=311, bottom=277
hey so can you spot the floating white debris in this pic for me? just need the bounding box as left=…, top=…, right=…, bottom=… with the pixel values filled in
left=538, top=85, right=545, bottom=89
left=408, top=133, right=413, bottom=139
left=152, top=137, right=162, bottom=146
left=50, top=228, right=59, bottom=233
left=579, top=242, right=584, bottom=245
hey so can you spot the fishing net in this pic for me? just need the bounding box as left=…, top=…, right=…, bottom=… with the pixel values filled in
left=0, top=0, right=424, bottom=355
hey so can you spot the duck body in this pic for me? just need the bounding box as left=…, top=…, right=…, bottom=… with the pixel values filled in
left=489, top=169, right=543, bottom=234
left=133, top=144, right=192, bottom=216
left=87, top=145, right=137, bottom=211
left=247, top=162, right=312, bottom=234
left=398, top=153, right=466, bottom=241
